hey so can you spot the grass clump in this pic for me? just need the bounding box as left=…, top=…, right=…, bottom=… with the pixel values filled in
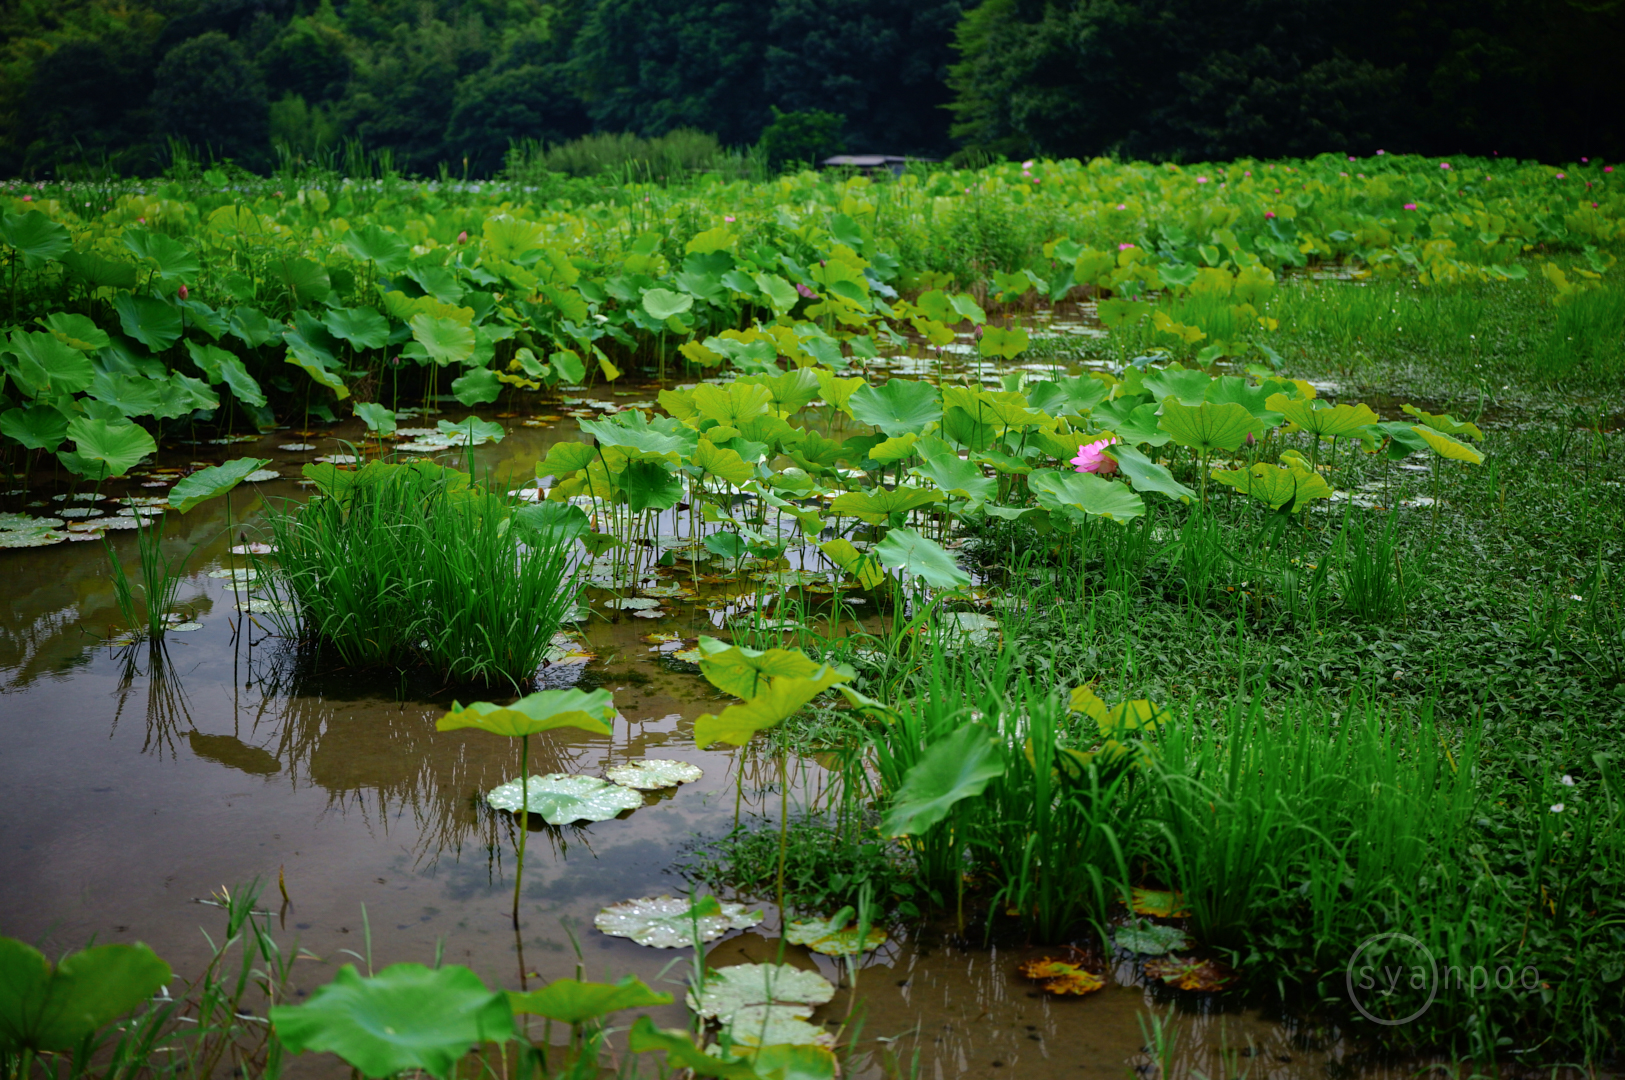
left=262, top=460, right=580, bottom=688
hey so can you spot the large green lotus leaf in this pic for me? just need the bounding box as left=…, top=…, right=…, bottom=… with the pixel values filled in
left=872, top=526, right=971, bottom=588
left=693, top=381, right=773, bottom=426
left=1157, top=399, right=1260, bottom=452
left=156, top=372, right=218, bottom=419
left=627, top=1017, right=764, bottom=1079
left=1412, top=425, right=1484, bottom=464
left=1030, top=468, right=1146, bottom=523
left=7, top=330, right=94, bottom=396
left=1270, top=396, right=1378, bottom=439
left=695, top=637, right=841, bottom=699
left=0, top=405, right=70, bottom=451
left=111, top=294, right=183, bottom=353
left=88, top=371, right=163, bottom=417
left=537, top=441, right=598, bottom=480
left=287, top=351, right=349, bottom=398
left=687, top=964, right=835, bottom=1022
left=228, top=306, right=276, bottom=349
left=169, top=457, right=273, bottom=512
left=271, top=256, right=331, bottom=304
left=693, top=668, right=851, bottom=747
left=1094, top=400, right=1170, bottom=447
left=941, top=404, right=997, bottom=450
left=0, top=939, right=171, bottom=1054
left=829, top=485, right=941, bottom=525
left=641, top=287, right=694, bottom=320
left=848, top=380, right=942, bottom=436
left=731, top=1043, right=839, bottom=1080
left=1113, top=920, right=1191, bottom=956
left=41, top=313, right=111, bottom=353
left=1104, top=443, right=1196, bottom=502
left=1203, top=375, right=1280, bottom=424
left=59, top=249, right=139, bottom=290
left=595, top=895, right=761, bottom=949
left=978, top=324, right=1028, bottom=359
left=745, top=368, right=821, bottom=412
left=881, top=723, right=1003, bottom=837
left=434, top=417, right=505, bottom=447
left=868, top=432, right=918, bottom=464
left=579, top=412, right=691, bottom=460
left=437, top=689, right=616, bottom=738
left=1141, top=368, right=1211, bottom=406
left=121, top=229, right=199, bottom=284
left=1373, top=420, right=1431, bottom=460
left=270, top=963, right=512, bottom=1080
left=1, top=210, right=70, bottom=265
left=618, top=459, right=683, bottom=513
left=721, top=1006, right=834, bottom=1050
left=1209, top=463, right=1333, bottom=511
left=604, top=759, right=703, bottom=790
left=61, top=418, right=155, bottom=478
left=354, top=402, right=398, bottom=436
left=1025, top=375, right=1108, bottom=417
left=485, top=773, right=643, bottom=824
left=507, top=976, right=672, bottom=1025
left=342, top=224, right=411, bottom=273
left=692, top=438, right=755, bottom=486
left=323, top=306, right=391, bottom=351
left=451, top=366, right=502, bottom=406
left=819, top=538, right=885, bottom=589
left=913, top=452, right=996, bottom=508
left=410, top=314, right=475, bottom=366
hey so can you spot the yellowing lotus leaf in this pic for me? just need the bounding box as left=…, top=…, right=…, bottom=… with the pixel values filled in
left=1209, top=462, right=1334, bottom=511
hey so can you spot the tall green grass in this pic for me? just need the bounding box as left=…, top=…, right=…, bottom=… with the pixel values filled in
left=104, top=515, right=189, bottom=640
left=262, top=463, right=579, bottom=687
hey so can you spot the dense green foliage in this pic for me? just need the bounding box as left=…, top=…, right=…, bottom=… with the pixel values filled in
left=4, top=0, right=1622, bottom=178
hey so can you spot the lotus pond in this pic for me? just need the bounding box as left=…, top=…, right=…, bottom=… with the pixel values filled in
left=2, top=156, right=1623, bottom=1080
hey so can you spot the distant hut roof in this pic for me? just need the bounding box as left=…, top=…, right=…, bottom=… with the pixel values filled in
left=821, top=154, right=934, bottom=175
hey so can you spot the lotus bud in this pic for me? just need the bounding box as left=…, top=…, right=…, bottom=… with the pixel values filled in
left=457, top=230, right=468, bottom=244
left=178, top=284, right=189, bottom=300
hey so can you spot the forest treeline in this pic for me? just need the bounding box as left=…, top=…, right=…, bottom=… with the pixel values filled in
left=2, top=0, right=1622, bottom=178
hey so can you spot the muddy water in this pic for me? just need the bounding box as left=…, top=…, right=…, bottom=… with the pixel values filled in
left=3, top=372, right=1421, bottom=1080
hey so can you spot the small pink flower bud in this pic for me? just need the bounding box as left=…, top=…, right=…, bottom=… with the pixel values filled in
left=178, top=284, right=189, bottom=300
left=457, top=230, right=468, bottom=244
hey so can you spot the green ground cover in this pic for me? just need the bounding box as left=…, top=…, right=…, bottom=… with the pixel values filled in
left=3, top=154, right=1623, bottom=1078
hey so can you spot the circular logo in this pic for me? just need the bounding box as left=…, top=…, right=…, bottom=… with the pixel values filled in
left=1345, top=932, right=1438, bottom=1026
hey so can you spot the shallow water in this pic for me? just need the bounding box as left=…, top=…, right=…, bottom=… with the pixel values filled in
left=0, top=359, right=1494, bottom=1080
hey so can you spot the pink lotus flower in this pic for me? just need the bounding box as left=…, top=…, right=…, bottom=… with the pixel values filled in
left=1071, top=436, right=1119, bottom=476
left=795, top=283, right=817, bottom=299
left=1196, top=176, right=1210, bottom=184
left=178, top=284, right=189, bottom=300
left=1265, top=211, right=1276, bottom=218
left=21, top=194, right=31, bottom=202
left=1440, top=162, right=1451, bottom=170
left=1244, top=171, right=1251, bottom=177
left=457, top=230, right=468, bottom=244
left=1022, top=160, right=1035, bottom=169
left=1594, top=202, right=1600, bottom=208
left=1377, top=149, right=1386, bottom=156
left=724, top=215, right=735, bottom=222
left=1581, top=157, right=1589, bottom=163
left=1403, top=203, right=1417, bottom=210
left=1556, top=173, right=1566, bottom=180
left=1348, top=155, right=1356, bottom=161
left=1116, top=203, right=1126, bottom=210
left=1118, top=242, right=1135, bottom=251
left=1606, top=166, right=1614, bottom=173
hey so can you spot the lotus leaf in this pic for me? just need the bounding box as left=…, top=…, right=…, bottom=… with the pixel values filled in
left=686, top=964, right=835, bottom=1022
left=848, top=380, right=942, bottom=436
left=1130, top=888, right=1189, bottom=918
left=882, top=723, right=1003, bottom=837
left=604, top=759, right=703, bottom=790
left=829, top=486, right=941, bottom=525
left=692, top=667, right=851, bottom=747
left=0, top=938, right=172, bottom=1054
left=269, top=963, right=513, bottom=1080
left=913, top=452, right=996, bottom=509
left=1114, top=920, right=1191, bottom=956
left=626, top=1017, right=763, bottom=1079
left=720, top=1006, right=835, bottom=1049
left=1143, top=957, right=1234, bottom=992
left=784, top=911, right=888, bottom=957
left=726, top=1044, right=839, bottom=1080
left=60, top=418, right=156, bottom=479
left=112, top=294, right=183, bottom=353
left=695, top=637, right=837, bottom=698
left=872, top=527, right=970, bottom=588
left=819, top=538, right=885, bottom=589
left=436, top=689, right=616, bottom=738
left=1157, top=399, right=1260, bottom=452
left=1103, top=444, right=1196, bottom=502
left=594, top=895, right=762, bottom=948
left=1411, top=425, right=1484, bottom=464
left=7, top=329, right=94, bottom=395
left=1141, top=368, right=1212, bottom=406
left=486, top=773, right=643, bottom=823
left=506, top=975, right=671, bottom=1024
left=1030, top=469, right=1146, bottom=523
left=168, top=457, right=272, bottom=513
left=1209, top=463, right=1334, bottom=510
left=1015, top=956, right=1106, bottom=997
left=1268, top=396, right=1378, bottom=438
left=2, top=210, right=71, bottom=264
left=1, top=405, right=69, bottom=451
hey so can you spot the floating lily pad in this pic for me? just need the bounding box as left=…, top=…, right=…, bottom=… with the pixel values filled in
left=718, top=1006, right=835, bottom=1049
left=242, top=469, right=281, bottom=483
left=237, top=598, right=297, bottom=614
left=65, top=530, right=104, bottom=542
left=486, top=773, right=643, bottom=824
left=637, top=583, right=691, bottom=599
left=543, top=631, right=592, bottom=665
left=312, top=453, right=369, bottom=465
left=0, top=530, right=67, bottom=547
left=58, top=508, right=105, bottom=519
left=97, top=517, right=145, bottom=531
left=1143, top=956, right=1234, bottom=992
left=207, top=567, right=260, bottom=584
left=166, top=621, right=204, bottom=632
left=0, top=513, right=64, bottom=530
left=1015, top=956, right=1107, bottom=997
left=278, top=443, right=316, bottom=451
left=670, top=647, right=703, bottom=665
left=595, top=895, right=762, bottom=948
left=631, top=609, right=664, bottom=619
left=943, top=612, right=1000, bottom=646
left=784, top=915, right=888, bottom=957
left=686, top=964, right=835, bottom=1022
left=604, top=759, right=702, bottom=790
left=603, top=596, right=662, bottom=611
left=230, top=542, right=274, bottom=555
left=1114, top=920, right=1190, bottom=956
